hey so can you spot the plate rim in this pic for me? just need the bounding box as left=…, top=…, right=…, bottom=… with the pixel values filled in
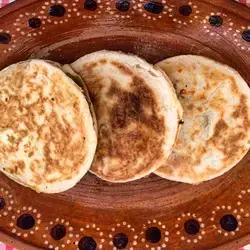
left=0, top=0, right=250, bottom=249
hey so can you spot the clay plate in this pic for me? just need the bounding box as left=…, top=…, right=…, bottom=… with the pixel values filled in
left=0, top=0, right=250, bottom=249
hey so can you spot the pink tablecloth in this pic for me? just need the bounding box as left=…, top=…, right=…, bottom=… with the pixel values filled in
left=0, top=0, right=14, bottom=8
left=0, top=242, right=16, bottom=250
left=239, top=246, right=250, bottom=250
left=235, top=0, right=250, bottom=6
left=0, top=0, right=250, bottom=249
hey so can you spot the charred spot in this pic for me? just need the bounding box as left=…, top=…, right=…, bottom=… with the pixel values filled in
left=187, top=104, right=194, bottom=112
left=129, top=93, right=142, bottom=114
left=15, top=161, right=25, bottom=173
left=180, top=89, right=186, bottom=97
left=199, top=94, right=206, bottom=101
left=110, top=61, right=133, bottom=75
left=193, top=94, right=206, bottom=102
left=85, top=62, right=98, bottom=74
left=28, top=152, right=34, bottom=157
left=106, top=83, right=120, bottom=98
left=111, top=105, right=126, bottom=129
left=239, top=95, right=250, bottom=128
left=204, top=69, right=232, bottom=86
left=180, top=89, right=195, bottom=97
left=99, top=59, right=107, bottom=64
left=232, top=109, right=240, bottom=119
left=132, top=75, right=145, bottom=87
left=197, top=107, right=203, bottom=113
left=107, top=76, right=165, bottom=134
left=213, top=119, right=229, bottom=138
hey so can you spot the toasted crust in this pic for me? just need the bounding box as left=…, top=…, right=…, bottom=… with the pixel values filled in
left=0, top=60, right=97, bottom=193
left=71, top=50, right=183, bottom=182
left=155, top=55, right=250, bottom=184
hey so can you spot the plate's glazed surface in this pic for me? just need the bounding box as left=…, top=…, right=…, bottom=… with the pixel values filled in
left=0, top=0, right=250, bottom=249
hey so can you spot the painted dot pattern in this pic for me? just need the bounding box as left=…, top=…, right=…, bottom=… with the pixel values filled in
left=184, top=219, right=200, bottom=235
left=0, top=181, right=249, bottom=246
left=0, top=33, right=11, bottom=44
left=146, top=227, right=161, bottom=243
left=0, top=0, right=248, bottom=53
left=175, top=213, right=205, bottom=244
left=242, top=30, right=250, bottom=42
left=78, top=236, right=97, bottom=250
left=84, top=0, right=98, bottom=11
left=0, top=197, right=5, bottom=209
left=51, top=224, right=67, bottom=240
left=144, top=1, right=164, bottom=14
left=220, top=214, right=238, bottom=232
left=179, top=5, right=192, bottom=16
left=28, top=17, right=42, bottom=28
left=209, top=15, right=223, bottom=26
left=49, top=4, right=66, bottom=16
left=140, top=219, right=169, bottom=249
left=116, top=0, right=130, bottom=12
left=16, top=214, right=35, bottom=230
left=211, top=205, right=244, bottom=236
left=113, top=232, right=129, bottom=249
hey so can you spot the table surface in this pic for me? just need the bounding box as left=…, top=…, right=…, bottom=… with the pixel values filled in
left=0, top=0, right=250, bottom=249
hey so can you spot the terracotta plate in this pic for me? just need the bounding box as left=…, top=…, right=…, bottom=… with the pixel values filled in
left=0, top=0, right=250, bottom=249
